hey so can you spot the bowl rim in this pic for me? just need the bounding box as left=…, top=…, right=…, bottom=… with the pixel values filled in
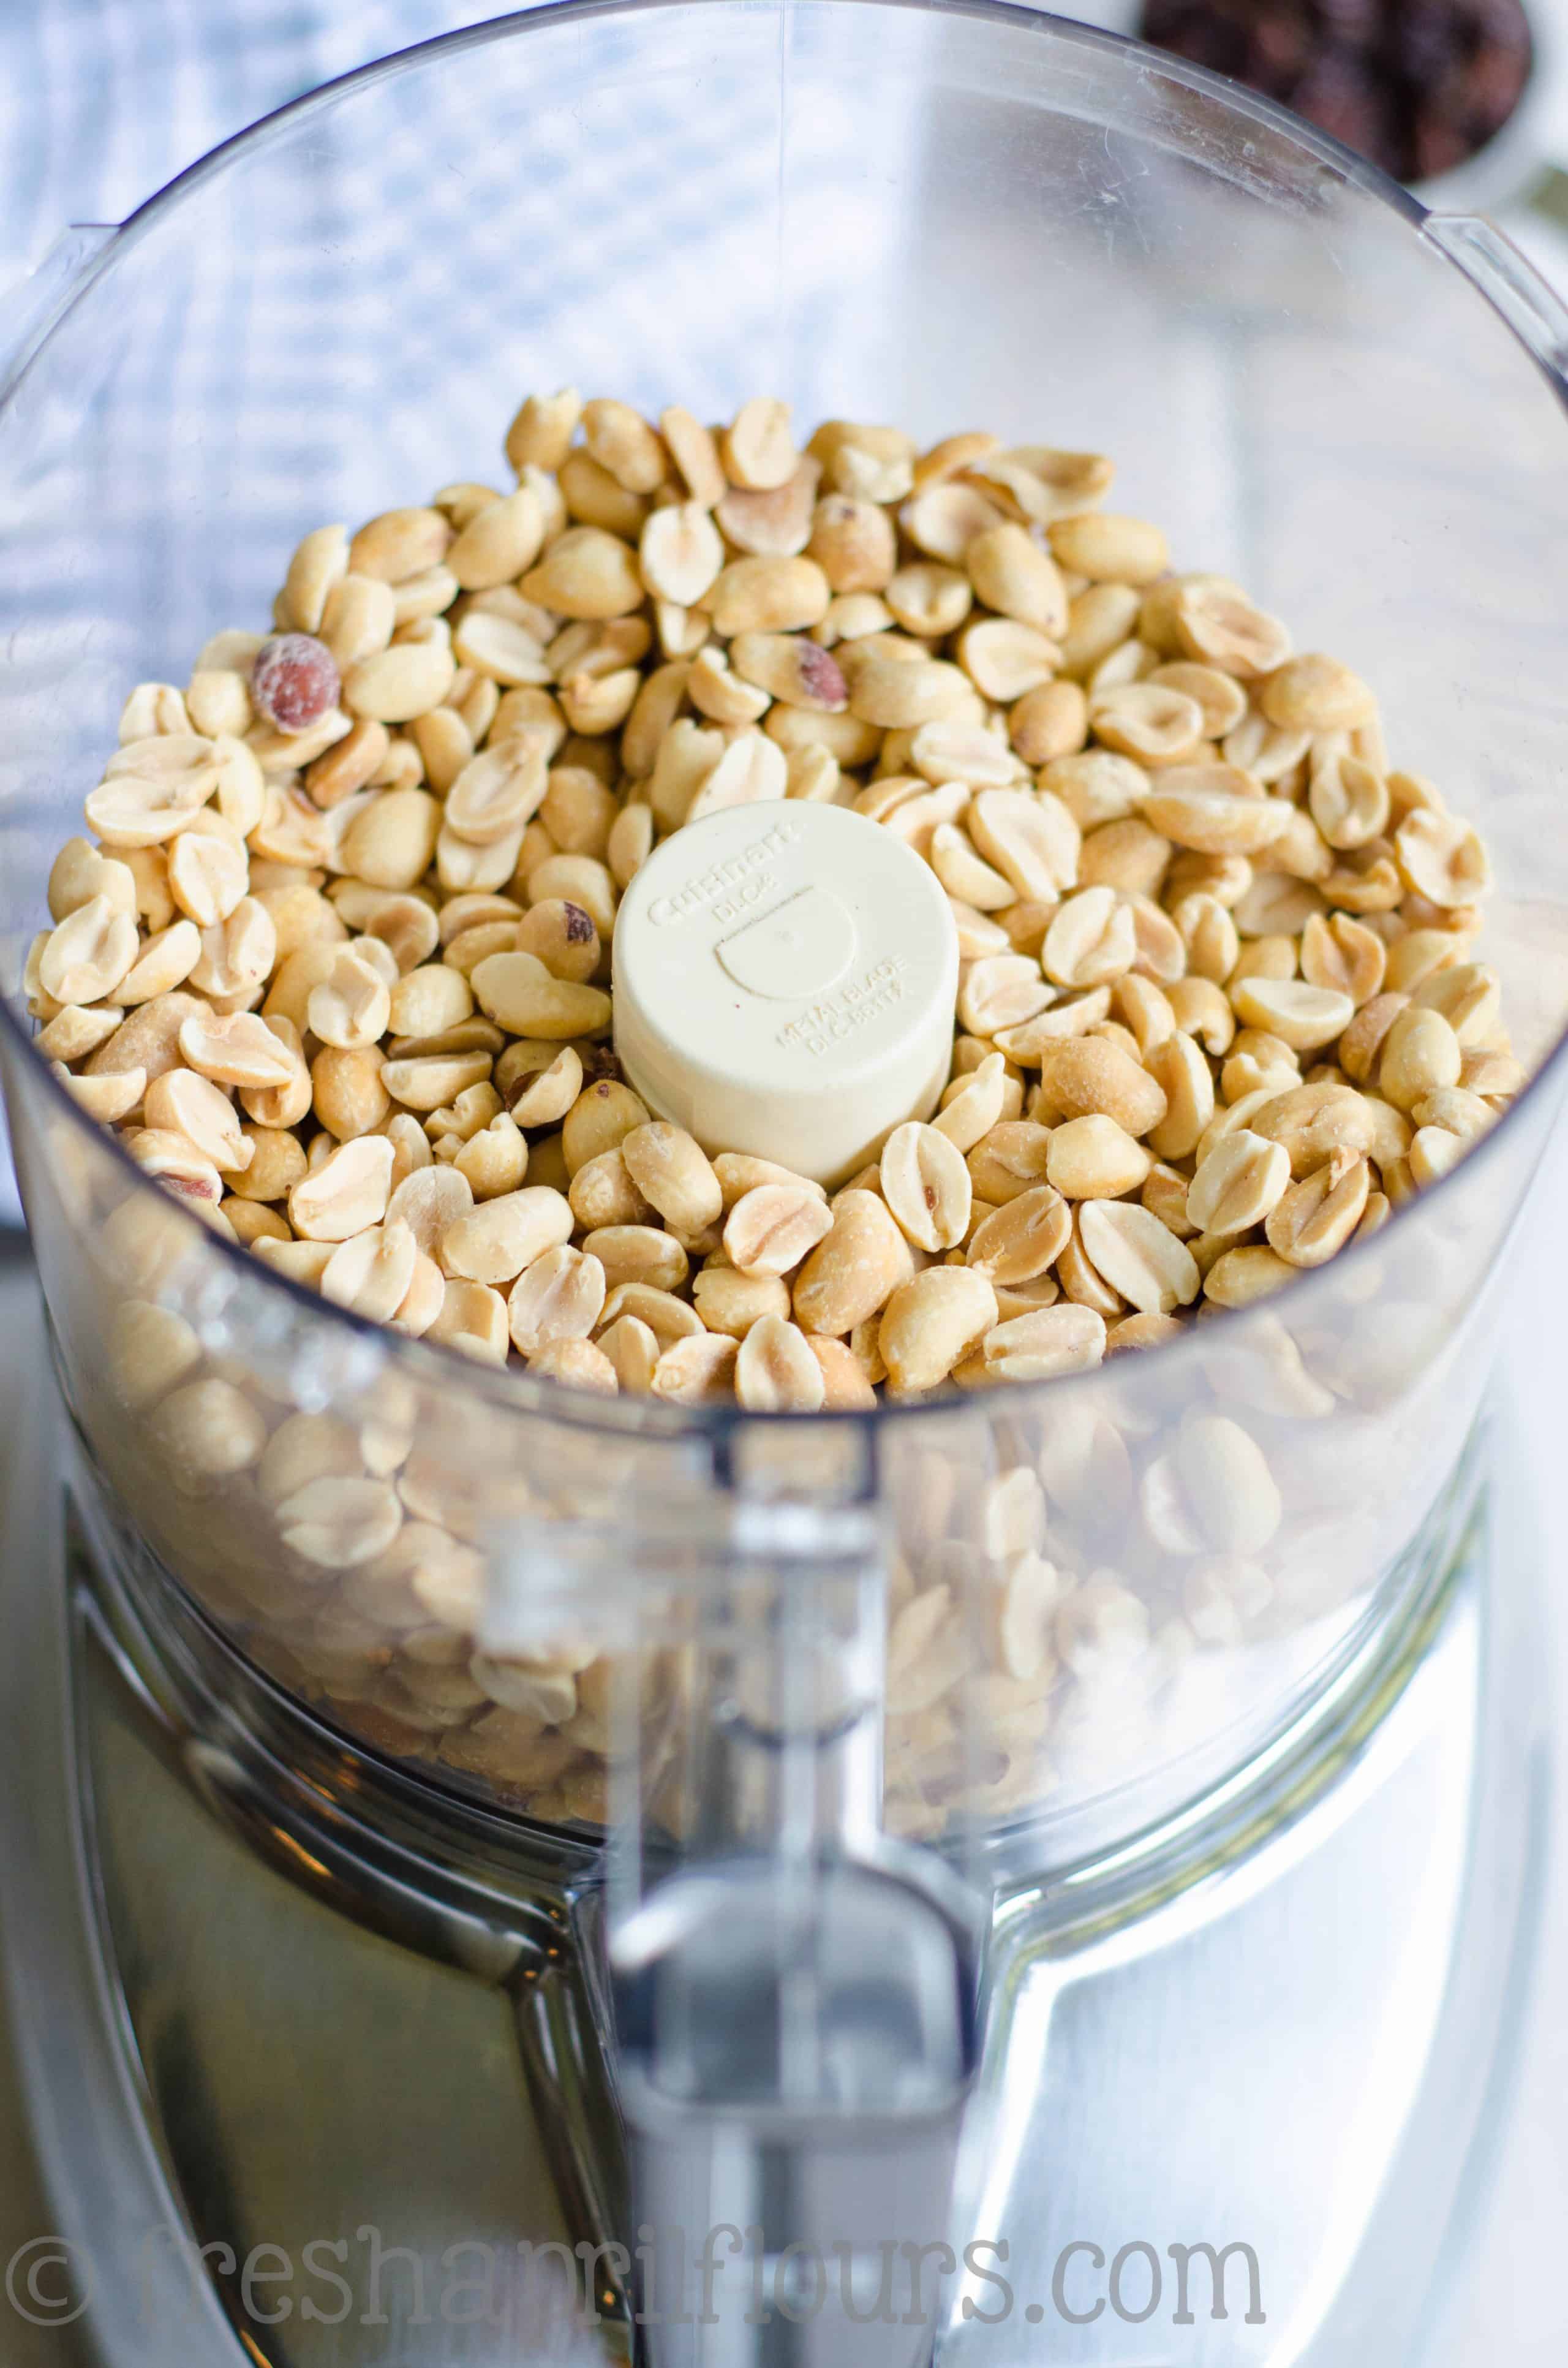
left=1, top=0, right=1557, bottom=1445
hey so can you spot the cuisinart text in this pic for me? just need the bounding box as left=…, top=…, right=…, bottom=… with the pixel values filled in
left=646, top=819, right=804, bottom=928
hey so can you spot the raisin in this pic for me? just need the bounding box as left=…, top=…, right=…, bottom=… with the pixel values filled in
left=1292, top=48, right=1391, bottom=154
left=1251, top=4, right=1315, bottom=81
left=1139, top=0, right=1531, bottom=183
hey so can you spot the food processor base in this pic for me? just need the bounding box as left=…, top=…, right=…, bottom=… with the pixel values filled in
left=942, top=1426, right=1547, bottom=2364
left=0, top=1269, right=1546, bottom=2367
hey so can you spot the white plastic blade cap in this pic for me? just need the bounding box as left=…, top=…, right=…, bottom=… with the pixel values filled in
left=612, top=803, right=959, bottom=1186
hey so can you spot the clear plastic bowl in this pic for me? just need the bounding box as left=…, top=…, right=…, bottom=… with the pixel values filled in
left=3, top=0, right=1568, bottom=1883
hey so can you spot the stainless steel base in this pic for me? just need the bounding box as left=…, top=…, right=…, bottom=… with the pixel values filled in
left=0, top=1276, right=1548, bottom=2366
left=943, top=1512, right=1544, bottom=2362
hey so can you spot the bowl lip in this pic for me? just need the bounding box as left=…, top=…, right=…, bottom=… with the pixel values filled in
left=1, top=0, right=1558, bottom=1445
left=97, top=0, right=1434, bottom=253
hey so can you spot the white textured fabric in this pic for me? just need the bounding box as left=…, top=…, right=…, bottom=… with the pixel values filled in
left=0, top=0, right=513, bottom=282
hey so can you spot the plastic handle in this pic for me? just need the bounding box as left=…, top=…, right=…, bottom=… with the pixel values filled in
left=1424, top=211, right=1568, bottom=383
left=606, top=1497, right=981, bottom=2367
left=0, top=222, right=117, bottom=399
left=486, top=1475, right=984, bottom=2364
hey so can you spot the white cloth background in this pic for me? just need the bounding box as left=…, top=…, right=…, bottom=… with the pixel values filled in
left=0, top=0, right=514, bottom=283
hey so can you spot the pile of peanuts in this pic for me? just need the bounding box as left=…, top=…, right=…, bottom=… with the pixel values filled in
left=26, top=393, right=1519, bottom=1411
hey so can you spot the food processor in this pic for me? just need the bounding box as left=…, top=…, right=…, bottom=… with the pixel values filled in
left=2, top=3, right=1568, bottom=2360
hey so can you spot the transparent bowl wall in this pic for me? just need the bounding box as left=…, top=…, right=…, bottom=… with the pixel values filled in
left=3, top=0, right=1568, bottom=1876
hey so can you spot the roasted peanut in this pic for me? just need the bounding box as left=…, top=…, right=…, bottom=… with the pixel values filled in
left=40, top=396, right=1518, bottom=1434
